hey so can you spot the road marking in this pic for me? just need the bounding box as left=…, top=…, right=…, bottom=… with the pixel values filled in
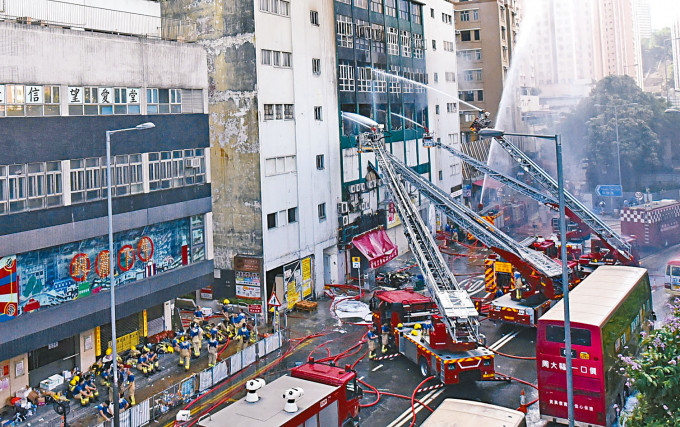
left=384, top=389, right=437, bottom=427
left=372, top=364, right=384, bottom=372
left=386, top=388, right=445, bottom=427
left=488, top=329, right=521, bottom=352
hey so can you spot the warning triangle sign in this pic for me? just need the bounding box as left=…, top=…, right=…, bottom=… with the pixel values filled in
left=268, top=293, right=282, bottom=307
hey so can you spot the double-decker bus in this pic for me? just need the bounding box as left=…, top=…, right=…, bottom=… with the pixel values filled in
left=537, top=266, right=654, bottom=427
left=665, top=258, right=680, bottom=296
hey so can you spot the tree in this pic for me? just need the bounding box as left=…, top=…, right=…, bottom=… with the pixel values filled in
left=559, top=75, right=679, bottom=192
left=620, top=299, right=680, bottom=426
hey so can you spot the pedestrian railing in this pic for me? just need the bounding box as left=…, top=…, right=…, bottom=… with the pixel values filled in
left=93, top=330, right=286, bottom=427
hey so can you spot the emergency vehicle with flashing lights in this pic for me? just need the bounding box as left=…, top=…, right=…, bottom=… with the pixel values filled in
left=198, top=361, right=362, bottom=427
left=370, top=289, right=494, bottom=384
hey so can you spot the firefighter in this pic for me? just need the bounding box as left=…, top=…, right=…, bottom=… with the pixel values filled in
left=124, top=369, right=136, bottom=406
left=381, top=322, right=390, bottom=354
left=207, top=334, right=219, bottom=368
left=513, top=271, right=523, bottom=300
left=147, top=348, right=159, bottom=372
left=236, top=324, right=250, bottom=352
left=190, top=322, right=202, bottom=358
left=96, top=400, right=112, bottom=422
left=222, top=299, right=232, bottom=320
left=367, top=326, right=378, bottom=360
left=84, top=375, right=99, bottom=401
left=422, top=320, right=433, bottom=337
left=174, top=330, right=187, bottom=364
left=73, top=378, right=93, bottom=406
left=248, top=321, right=258, bottom=345
left=394, top=323, right=404, bottom=339
left=179, top=339, right=191, bottom=370
left=193, top=306, right=205, bottom=325
left=118, top=392, right=130, bottom=411
left=271, top=306, right=280, bottom=333
left=137, top=351, right=151, bottom=377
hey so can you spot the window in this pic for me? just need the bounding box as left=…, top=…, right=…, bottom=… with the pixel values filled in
left=262, top=49, right=272, bottom=65
left=260, top=0, right=290, bottom=16
left=113, top=88, right=127, bottom=115
left=272, top=51, right=281, bottom=66
left=372, top=68, right=387, bottom=93
left=459, top=91, right=475, bottom=102
left=310, top=10, right=319, bottom=25
left=386, top=27, right=399, bottom=56
left=276, top=104, right=283, bottom=120
left=318, top=203, right=326, bottom=221
left=443, top=41, right=454, bottom=52
left=339, top=62, right=355, bottom=91
left=460, top=29, right=480, bottom=42
left=446, top=103, right=456, bottom=113
left=288, top=207, right=298, bottom=223
left=459, top=10, right=470, bottom=21
left=463, top=70, right=474, bottom=81
left=357, top=67, right=372, bottom=92
left=433, top=72, right=438, bottom=83
left=442, top=13, right=452, bottom=24
left=281, top=52, right=291, bottom=68
left=43, top=86, right=60, bottom=116
left=398, top=0, right=409, bottom=20
left=431, top=39, right=436, bottom=50
left=355, top=19, right=370, bottom=51
left=265, top=155, right=296, bottom=176
left=458, top=49, right=482, bottom=61
left=314, top=106, right=323, bottom=121
left=445, top=72, right=455, bottom=82
left=413, top=34, right=423, bottom=58
left=546, top=325, right=592, bottom=347
left=472, top=9, right=479, bottom=20
left=411, top=4, right=422, bottom=24
left=370, top=0, right=383, bottom=14
left=430, top=8, right=434, bottom=18
left=476, top=90, right=484, bottom=101
left=267, top=213, right=277, bottom=229
left=474, top=69, right=483, bottom=80
left=438, top=171, right=443, bottom=181
left=385, top=0, right=396, bottom=17
left=0, top=166, right=5, bottom=214
left=400, top=31, right=411, bottom=57
left=435, top=105, right=440, bottom=115
left=8, top=164, right=26, bottom=212
left=355, top=0, right=368, bottom=9
left=5, top=85, right=25, bottom=116
left=388, top=66, right=401, bottom=93
left=264, top=104, right=274, bottom=120
left=336, top=15, right=353, bottom=48
left=284, top=104, right=294, bottom=119
left=147, top=88, right=181, bottom=114
left=312, top=58, right=321, bottom=75
left=45, top=161, right=62, bottom=207
left=316, top=154, right=325, bottom=170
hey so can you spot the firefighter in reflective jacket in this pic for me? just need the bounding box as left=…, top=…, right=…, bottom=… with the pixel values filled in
left=381, top=323, right=390, bottom=353
left=207, top=336, right=219, bottom=367
left=179, top=340, right=191, bottom=370
left=513, top=271, right=523, bottom=300
left=190, top=323, right=202, bottom=358
left=367, top=326, right=378, bottom=360
left=236, top=325, right=250, bottom=352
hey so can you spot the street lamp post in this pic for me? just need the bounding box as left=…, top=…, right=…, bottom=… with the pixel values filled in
left=479, top=128, right=574, bottom=427
left=106, top=122, right=155, bottom=425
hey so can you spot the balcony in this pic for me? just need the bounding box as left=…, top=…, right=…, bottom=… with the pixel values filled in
left=0, top=0, right=196, bottom=42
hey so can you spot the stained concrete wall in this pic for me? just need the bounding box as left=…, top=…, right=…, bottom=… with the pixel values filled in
left=0, top=354, right=29, bottom=409
left=162, top=0, right=263, bottom=273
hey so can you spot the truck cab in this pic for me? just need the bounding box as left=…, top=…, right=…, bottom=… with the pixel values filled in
left=369, top=289, right=435, bottom=332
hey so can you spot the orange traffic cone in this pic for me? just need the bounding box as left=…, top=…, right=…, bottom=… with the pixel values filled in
left=518, top=389, right=528, bottom=414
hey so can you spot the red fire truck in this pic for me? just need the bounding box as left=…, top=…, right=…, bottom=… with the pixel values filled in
left=370, top=289, right=494, bottom=384
left=198, top=361, right=362, bottom=427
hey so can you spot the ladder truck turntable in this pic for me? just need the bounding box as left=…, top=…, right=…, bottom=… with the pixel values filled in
left=349, top=115, right=494, bottom=385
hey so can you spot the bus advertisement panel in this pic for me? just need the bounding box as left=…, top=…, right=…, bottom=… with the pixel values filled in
left=537, top=266, right=653, bottom=427
left=665, top=258, right=680, bottom=296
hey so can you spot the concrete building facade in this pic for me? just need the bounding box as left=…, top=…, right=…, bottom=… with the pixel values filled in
left=0, top=0, right=212, bottom=405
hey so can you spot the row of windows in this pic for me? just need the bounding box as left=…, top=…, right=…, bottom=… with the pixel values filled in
left=263, top=104, right=322, bottom=121
left=457, top=49, right=482, bottom=62
left=463, top=69, right=483, bottom=81
left=259, top=0, right=290, bottom=16
left=267, top=207, right=298, bottom=229
left=457, top=9, right=480, bottom=22
left=434, top=103, right=458, bottom=114
left=0, top=85, right=202, bottom=117
left=459, top=90, right=484, bottom=102
left=460, top=29, right=481, bottom=42
left=336, top=17, right=424, bottom=59
left=262, top=154, right=326, bottom=177
left=0, top=149, right=206, bottom=215
left=339, top=63, right=426, bottom=94
left=338, top=0, right=422, bottom=24
left=261, top=50, right=292, bottom=68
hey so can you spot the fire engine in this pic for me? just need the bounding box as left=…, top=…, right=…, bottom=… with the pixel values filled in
left=341, top=112, right=494, bottom=385
left=198, top=361, right=362, bottom=427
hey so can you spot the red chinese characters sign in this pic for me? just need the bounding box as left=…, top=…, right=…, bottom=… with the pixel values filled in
left=70, top=253, right=90, bottom=282
left=137, top=237, right=154, bottom=262
left=95, top=251, right=110, bottom=278
left=118, top=245, right=135, bottom=271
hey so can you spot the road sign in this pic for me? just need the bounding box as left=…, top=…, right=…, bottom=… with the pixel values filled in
left=595, top=184, right=622, bottom=197
left=248, top=304, right=262, bottom=314
left=268, top=293, right=281, bottom=307
left=352, top=257, right=361, bottom=269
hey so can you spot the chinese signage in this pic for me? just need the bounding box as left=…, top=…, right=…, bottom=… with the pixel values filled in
left=4, top=217, right=201, bottom=321
left=539, top=358, right=598, bottom=377
left=234, top=256, right=263, bottom=301
left=283, top=255, right=314, bottom=309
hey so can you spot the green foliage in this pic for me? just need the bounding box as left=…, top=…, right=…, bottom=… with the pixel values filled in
left=559, top=75, right=680, bottom=191
left=621, top=299, right=680, bottom=427
left=641, top=28, right=671, bottom=75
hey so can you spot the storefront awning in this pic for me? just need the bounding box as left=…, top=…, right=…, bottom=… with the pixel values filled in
left=473, top=177, right=502, bottom=189
left=352, top=227, right=398, bottom=269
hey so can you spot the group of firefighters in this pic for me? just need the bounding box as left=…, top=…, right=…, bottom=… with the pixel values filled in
left=367, top=321, right=432, bottom=359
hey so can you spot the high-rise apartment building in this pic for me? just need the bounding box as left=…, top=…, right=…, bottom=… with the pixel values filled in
left=634, top=0, right=652, bottom=40
left=452, top=0, right=520, bottom=145
left=673, top=17, right=680, bottom=97
left=0, top=0, right=212, bottom=404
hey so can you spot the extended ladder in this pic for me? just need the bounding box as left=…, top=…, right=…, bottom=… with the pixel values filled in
left=369, top=136, right=481, bottom=345
left=490, top=136, right=634, bottom=263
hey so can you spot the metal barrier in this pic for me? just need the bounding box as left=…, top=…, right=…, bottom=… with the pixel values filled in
left=0, top=0, right=197, bottom=42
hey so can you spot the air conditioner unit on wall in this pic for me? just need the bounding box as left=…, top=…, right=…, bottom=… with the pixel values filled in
left=341, top=215, right=349, bottom=226
left=349, top=184, right=358, bottom=193
left=360, top=183, right=366, bottom=192
left=337, top=202, right=349, bottom=214
left=185, top=158, right=201, bottom=168
left=361, top=202, right=370, bottom=211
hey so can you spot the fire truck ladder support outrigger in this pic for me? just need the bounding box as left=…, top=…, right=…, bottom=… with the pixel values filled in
left=368, top=134, right=482, bottom=347
left=383, top=150, right=564, bottom=297
left=489, top=136, right=635, bottom=264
